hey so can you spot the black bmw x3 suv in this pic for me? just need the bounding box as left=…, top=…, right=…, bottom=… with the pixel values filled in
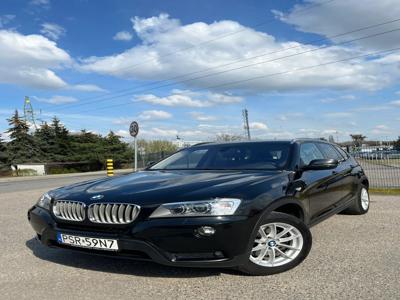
left=28, top=139, right=369, bottom=275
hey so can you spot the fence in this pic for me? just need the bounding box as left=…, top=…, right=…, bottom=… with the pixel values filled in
left=137, top=151, right=175, bottom=169
left=351, top=147, right=400, bottom=189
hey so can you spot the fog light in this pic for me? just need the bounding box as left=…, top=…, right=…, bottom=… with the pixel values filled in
left=197, top=226, right=216, bottom=236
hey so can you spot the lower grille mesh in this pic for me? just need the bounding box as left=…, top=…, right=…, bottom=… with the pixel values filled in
left=88, top=203, right=140, bottom=224
left=53, top=200, right=86, bottom=222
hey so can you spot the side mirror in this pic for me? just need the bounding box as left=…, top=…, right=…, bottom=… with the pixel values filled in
left=303, top=159, right=338, bottom=170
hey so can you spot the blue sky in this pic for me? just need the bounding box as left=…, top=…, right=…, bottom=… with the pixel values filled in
left=1, top=0, right=400, bottom=142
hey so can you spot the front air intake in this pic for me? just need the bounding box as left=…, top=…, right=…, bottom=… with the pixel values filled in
left=87, top=203, right=140, bottom=225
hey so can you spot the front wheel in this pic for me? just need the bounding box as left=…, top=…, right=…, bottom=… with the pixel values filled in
left=238, top=212, right=312, bottom=276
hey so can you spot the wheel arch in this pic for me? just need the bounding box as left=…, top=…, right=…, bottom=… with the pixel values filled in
left=361, top=177, right=369, bottom=189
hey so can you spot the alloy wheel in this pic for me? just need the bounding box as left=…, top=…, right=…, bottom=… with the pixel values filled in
left=361, top=188, right=369, bottom=210
left=250, top=222, right=303, bottom=267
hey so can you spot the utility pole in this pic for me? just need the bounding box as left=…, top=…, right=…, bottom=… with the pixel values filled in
left=23, top=96, right=37, bottom=129
left=242, top=109, right=251, bottom=140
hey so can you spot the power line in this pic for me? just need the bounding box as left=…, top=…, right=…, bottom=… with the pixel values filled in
left=55, top=26, right=400, bottom=113
left=66, top=0, right=337, bottom=88
left=53, top=16, right=400, bottom=111
left=75, top=46, right=400, bottom=114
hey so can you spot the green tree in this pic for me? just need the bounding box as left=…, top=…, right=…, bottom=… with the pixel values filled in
left=102, top=131, right=134, bottom=167
left=50, top=117, right=71, bottom=161
left=34, top=122, right=54, bottom=161
left=6, top=110, right=41, bottom=164
left=350, top=134, right=367, bottom=147
left=0, top=134, right=8, bottom=171
left=215, top=133, right=243, bottom=142
left=69, top=130, right=104, bottom=163
left=137, top=139, right=178, bottom=154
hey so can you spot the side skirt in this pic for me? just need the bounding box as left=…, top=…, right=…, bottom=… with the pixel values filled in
left=308, top=198, right=353, bottom=227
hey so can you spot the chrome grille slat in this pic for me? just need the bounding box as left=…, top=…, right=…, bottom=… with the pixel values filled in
left=111, top=205, right=119, bottom=223
left=71, top=202, right=77, bottom=220
left=118, top=204, right=125, bottom=223
left=53, top=200, right=85, bottom=222
left=105, top=204, right=112, bottom=223
left=125, top=205, right=132, bottom=223
left=99, top=204, right=105, bottom=223
left=88, top=203, right=140, bottom=224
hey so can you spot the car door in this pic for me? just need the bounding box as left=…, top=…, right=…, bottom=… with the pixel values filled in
left=296, top=142, right=338, bottom=221
left=316, top=142, right=354, bottom=208
left=333, top=145, right=359, bottom=200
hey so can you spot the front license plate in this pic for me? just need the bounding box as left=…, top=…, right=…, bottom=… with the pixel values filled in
left=57, top=233, right=118, bottom=251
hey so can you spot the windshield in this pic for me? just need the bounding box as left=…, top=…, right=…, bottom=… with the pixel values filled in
left=149, top=142, right=291, bottom=170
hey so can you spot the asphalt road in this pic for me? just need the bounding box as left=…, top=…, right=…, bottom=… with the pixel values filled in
left=1, top=177, right=399, bottom=299
left=0, top=172, right=124, bottom=194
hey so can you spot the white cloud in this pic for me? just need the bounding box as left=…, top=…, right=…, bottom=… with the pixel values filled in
left=0, top=15, right=15, bottom=28
left=190, top=112, right=217, bottom=121
left=371, top=124, right=391, bottom=135
left=134, top=89, right=242, bottom=107
left=79, top=13, right=398, bottom=92
left=275, top=0, right=400, bottom=51
left=277, top=112, right=304, bottom=121
left=341, top=94, right=356, bottom=100
left=34, top=95, right=78, bottom=104
left=69, top=84, right=106, bottom=92
left=143, top=127, right=178, bottom=137
left=30, top=0, right=50, bottom=5
left=354, top=105, right=391, bottom=112
left=0, top=30, right=71, bottom=89
left=390, top=100, right=400, bottom=106
left=40, top=23, right=65, bottom=40
left=320, top=94, right=356, bottom=103
left=138, top=110, right=172, bottom=120
left=112, top=117, right=132, bottom=125
left=113, top=31, right=133, bottom=41
left=324, top=112, right=353, bottom=118
left=249, top=122, right=268, bottom=130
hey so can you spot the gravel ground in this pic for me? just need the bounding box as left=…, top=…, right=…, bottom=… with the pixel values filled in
left=0, top=185, right=399, bottom=300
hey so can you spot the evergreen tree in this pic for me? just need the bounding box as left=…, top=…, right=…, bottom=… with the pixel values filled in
left=34, top=122, right=54, bottom=161
left=103, top=131, right=134, bottom=167
left=0, top=134, right=8, bottom=171
left=6, top=110, right=41, bottom=164
left=50, top=117, right=71, bottom=161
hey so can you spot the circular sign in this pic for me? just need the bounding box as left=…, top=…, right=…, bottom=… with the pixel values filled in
left=129, top=121, right=139, bottom=137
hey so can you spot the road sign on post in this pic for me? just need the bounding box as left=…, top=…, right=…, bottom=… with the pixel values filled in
left=129, top=121, right=139, bottom=172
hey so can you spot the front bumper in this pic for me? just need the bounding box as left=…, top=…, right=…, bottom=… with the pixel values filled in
left=28, top=206, right=257, bottom=268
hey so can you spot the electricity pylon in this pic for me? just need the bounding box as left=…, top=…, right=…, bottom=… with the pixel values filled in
left=23, top=96, right=37, bottom=129
left=242, top=108, right=251, bottom=140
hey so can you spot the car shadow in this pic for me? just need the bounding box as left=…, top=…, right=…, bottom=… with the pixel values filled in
left=25, top=238, right=231, bottom=278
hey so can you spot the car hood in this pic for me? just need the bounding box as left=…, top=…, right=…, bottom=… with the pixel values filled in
left=51, top=170, right=286, bottom=205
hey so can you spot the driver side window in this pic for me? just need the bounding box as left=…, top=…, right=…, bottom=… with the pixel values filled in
left=300, top=143, right=325, bottom=166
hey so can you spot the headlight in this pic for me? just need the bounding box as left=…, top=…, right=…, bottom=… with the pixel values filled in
left=37, top=193, right=52, bottom=210
left=149, top=198, right=241, bottom=218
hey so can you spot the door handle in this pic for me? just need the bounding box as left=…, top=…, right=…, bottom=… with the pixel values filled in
left=332, top=170, right=338, bottom=175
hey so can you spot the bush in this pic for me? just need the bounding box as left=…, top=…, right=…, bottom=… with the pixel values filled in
left=12, top=169, right=38, bottom=176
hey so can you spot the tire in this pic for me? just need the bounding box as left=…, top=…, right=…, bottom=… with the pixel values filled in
left=341, top=185, right=369, bottom=215
left=238, top=212, right=312, bottom=276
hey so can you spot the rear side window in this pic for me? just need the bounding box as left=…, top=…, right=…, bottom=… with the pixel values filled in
left=334, top=146, right=349, bottom=160
left=317, top=143, right=342, bottom=161
left=300, top=143, right=325, bottom=165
